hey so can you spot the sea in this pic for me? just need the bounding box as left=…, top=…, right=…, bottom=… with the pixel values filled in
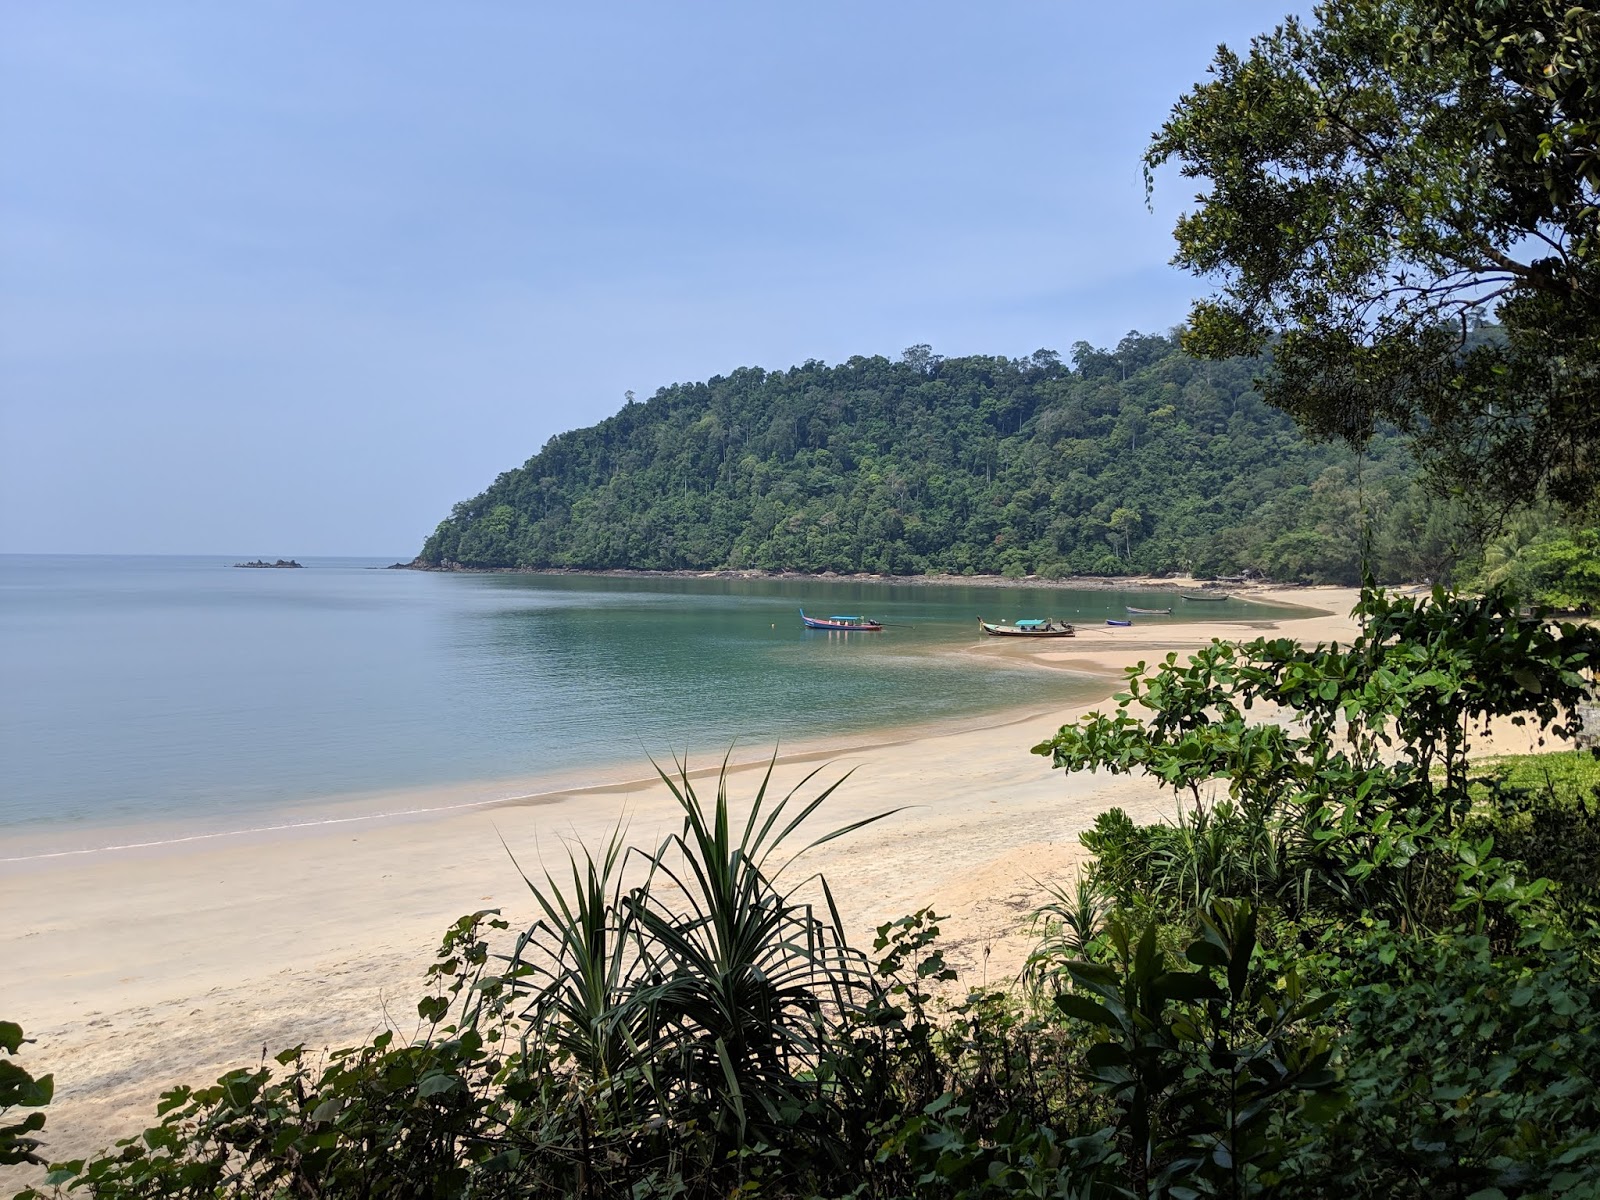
left=0, top=555, right=1286, bottom=849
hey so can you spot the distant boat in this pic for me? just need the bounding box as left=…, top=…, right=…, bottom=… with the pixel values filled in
left=800, top=609, right=884, bottom=631
left=1180, top=591, right=1230, bottom=602
left=978, top=617, right=1075, bottom=638
left=1126, top=605, right=1172, bottom=615
left=1106, top=618, right=1133, bottom=627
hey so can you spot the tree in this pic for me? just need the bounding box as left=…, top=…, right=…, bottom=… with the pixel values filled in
left=1108, top=506, right=1143, bottom=560
left=900, top=343, right=943, bottom=375
left=1146, top=0, right=1600, bottom=513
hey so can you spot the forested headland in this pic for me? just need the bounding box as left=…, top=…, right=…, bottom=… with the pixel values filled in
left=419, top=334, right=1471, bottom=586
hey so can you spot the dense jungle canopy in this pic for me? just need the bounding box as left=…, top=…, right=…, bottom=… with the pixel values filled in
left=418, top=334, right=1471, bottom=585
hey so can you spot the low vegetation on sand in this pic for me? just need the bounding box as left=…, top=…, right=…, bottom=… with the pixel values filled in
left=7, top=587, right=1600, bottom=1198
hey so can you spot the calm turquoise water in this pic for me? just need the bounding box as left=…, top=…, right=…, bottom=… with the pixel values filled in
left=0, top=556, right=1286, bottom=835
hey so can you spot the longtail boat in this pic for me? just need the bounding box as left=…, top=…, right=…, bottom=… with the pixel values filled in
left=1180, top=591, right=1230, bottom=601
left=1126, top=605, right=1172, bottom=615
left=800, top=609, right=884, bottom=631
left=1106, top=618, right=1133, bottom=627
left=978, top=617, right=1075, bottom=638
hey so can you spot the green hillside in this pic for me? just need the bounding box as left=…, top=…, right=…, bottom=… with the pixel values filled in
left=419, top=333, right=1466, bottom=583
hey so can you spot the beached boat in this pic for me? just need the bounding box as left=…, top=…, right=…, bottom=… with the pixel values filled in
left=1126, top=605, right=1172, bottom=615
left=1106, top=618, right=1133, bottom=627
left=800, top=609, right=884, bottom=631
left=978, top=617, right=1075, bottom=638
left=1180, top=591, right=1230, bottom=602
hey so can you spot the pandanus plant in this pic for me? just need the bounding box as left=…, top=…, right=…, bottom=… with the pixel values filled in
left=506, top=751, right=899, bottom=1166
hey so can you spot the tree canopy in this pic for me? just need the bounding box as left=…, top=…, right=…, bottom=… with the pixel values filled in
left=1146, top=0, right=1600, bottom=513
left=418, top=335, right=1471, bottom=585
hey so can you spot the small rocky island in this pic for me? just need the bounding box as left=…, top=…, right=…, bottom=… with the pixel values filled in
left=232, top=559, right=303, bottom=568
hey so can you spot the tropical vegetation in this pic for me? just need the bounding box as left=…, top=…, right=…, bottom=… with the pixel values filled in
left=1146, top=0, right=1600, bottom=515
left=418, top=335, right=1491, bottom=587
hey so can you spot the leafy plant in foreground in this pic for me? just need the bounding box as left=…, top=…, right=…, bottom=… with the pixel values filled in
left=1035, top=588, right=1600, bottom=926
left=1303, top=925, right=1600, bottom=1196
left=501, top=753, right=901, bottom=1192
left=1023, top=875, right=1110, bottom=994
left=1055, top=900, right=1341, bottom=1197
left=1, top=1023, right=51, bottom=1172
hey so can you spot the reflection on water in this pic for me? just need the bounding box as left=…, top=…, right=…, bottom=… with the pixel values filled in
left=0, top=556, right=1298, bottom=830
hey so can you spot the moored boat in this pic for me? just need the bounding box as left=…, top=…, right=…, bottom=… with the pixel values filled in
left=1126, top=605, right=1172, bottom=615
left=978, top=617, right=1075, bottom=638
left=800, top=609, right=884, bottom=631
left=1180, top=591, right=1230, bottom=601
left=1106, top=618, right=1133, bottom=627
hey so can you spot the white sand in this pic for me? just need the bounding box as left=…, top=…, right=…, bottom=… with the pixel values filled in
left=10, top=584, right=1489, bottom=1179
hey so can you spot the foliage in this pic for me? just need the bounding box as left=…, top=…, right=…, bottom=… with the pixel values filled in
left=417, top=335, right=1479, bottom=584
left=1031, top=588, right=1600, bottom=1194
left=1034, top=587, right=1600, bottom=926
left=1466, top=520, right=1600, bottom=611
left=1147, top=0, right=1600, bottom=512
left=1464, top=753, right=1600, bottom=923
left=1303, top=926, right=1600, bottom=1196
left=1, top=1024, right=51, bottom=1171
left=1023, top=875, right=1110, bottom=993
left=588, top=756, right=891, bottom=1162
left=1055, top=902, right=1341, bottom=1197
left=500, top=755, right=903, bottom=1193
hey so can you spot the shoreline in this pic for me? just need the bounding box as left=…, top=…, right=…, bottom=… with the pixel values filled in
left=395, top=560, right=1293, bottom=594
left=1, top=585, right=1320, bottom=866
left=0, top=585, right=1359, bottom=1183
left=0, top=699, right=1078, bottom=867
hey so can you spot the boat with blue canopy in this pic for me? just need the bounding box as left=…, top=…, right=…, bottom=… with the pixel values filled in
left=800, top=610, right=884, bottom=631
left=978, top=617, right=1075, bottom=638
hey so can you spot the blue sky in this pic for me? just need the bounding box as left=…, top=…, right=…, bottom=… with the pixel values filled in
left=1, top=2, right=1303, bottom=555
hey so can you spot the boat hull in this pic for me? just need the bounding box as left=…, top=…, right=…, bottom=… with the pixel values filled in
left=1179, top=592, right=1230, bottom=601
left=978, top=618, right=1075, bottom=638
left=1106, top=619, right=1133, bottom=627
left=800, top=610, right=884, bottom=631
left=1125, top=606, right=1172, bottom=615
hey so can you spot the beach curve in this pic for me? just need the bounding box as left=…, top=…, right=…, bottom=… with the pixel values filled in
left=2, top=583, right=1376, bottom=1179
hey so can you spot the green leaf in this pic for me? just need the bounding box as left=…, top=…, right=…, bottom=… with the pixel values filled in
left=44, top=1162, right=84, bottom=1187
left=1085, top=1041, right=1130, bottom=1068
left=1154, top=971, right=1224, bottom=1003
left=417, top=1072, right=459, bottom=1099
left=1055, top=993, right=1121, bottom=1029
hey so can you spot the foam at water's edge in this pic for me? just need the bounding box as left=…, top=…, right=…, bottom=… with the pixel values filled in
left=0, top=699, right=1080, bottom=865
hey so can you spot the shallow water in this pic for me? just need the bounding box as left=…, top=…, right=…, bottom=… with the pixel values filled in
left=0, top=556, right=1286, bottom=834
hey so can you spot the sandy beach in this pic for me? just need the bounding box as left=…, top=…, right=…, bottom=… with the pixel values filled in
left=3, top=583, right=1554, bottom=1179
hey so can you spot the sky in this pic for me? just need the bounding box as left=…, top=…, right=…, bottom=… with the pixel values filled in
left=0, top=2, right=1305, bottom=556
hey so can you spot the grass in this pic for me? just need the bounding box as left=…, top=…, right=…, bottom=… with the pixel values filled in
left=1469, top=748, right=1600, bottom=807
